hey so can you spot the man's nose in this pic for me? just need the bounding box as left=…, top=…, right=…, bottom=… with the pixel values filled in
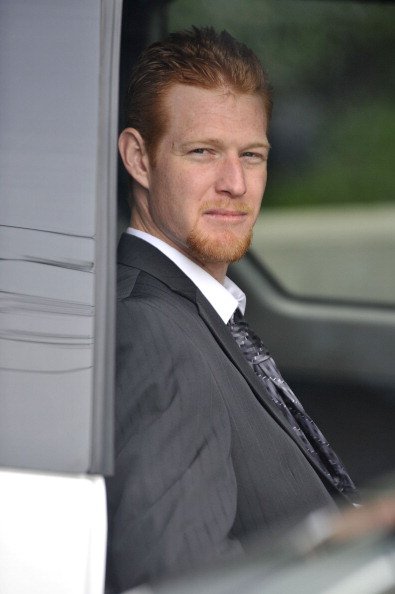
left=215, top=155, right=247, bottom=197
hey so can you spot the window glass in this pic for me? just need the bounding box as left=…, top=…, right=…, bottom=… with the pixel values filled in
left=168, top=0, right=395, bottom=304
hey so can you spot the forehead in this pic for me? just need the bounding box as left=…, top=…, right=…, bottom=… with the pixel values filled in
left=160, top=84, right=267, bottom=141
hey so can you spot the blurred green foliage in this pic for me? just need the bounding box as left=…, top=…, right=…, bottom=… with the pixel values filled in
left=168, top=0, right=395, bottom=208
left=265, top=99, right=395, bottom=208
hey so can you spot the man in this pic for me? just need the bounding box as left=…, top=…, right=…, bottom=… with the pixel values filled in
left=106, top=27, right=357, bottom=592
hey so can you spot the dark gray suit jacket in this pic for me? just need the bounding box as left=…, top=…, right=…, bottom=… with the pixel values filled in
left=106, top=233, right=343, bottom=592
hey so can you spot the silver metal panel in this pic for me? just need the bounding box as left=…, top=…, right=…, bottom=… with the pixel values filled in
left=0, top=0, right=99, bottom=236
left=91, top=0, right=122, bottom=475
left=0, top=0, right=121, bottom=472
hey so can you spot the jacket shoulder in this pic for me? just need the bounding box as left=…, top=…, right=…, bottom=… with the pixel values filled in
left=117, top=263, right=141, bottom=300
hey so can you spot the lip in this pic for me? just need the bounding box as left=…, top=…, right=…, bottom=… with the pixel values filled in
left=203, top=209, right=249, bottom=221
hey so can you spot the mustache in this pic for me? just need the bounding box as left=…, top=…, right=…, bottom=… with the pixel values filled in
left=200, top=201, right=253, bottom=214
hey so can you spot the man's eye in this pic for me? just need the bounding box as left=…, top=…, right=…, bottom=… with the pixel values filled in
left=242, top=151, right=267, bottom=162
left=191, top=148, right=208, bottom=155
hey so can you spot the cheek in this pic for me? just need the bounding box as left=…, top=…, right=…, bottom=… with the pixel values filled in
left=171, top=171, right=207, bottom=213
left=155, top=174, right=195, bottom=229
left=255, top=169, right=267, bottom=198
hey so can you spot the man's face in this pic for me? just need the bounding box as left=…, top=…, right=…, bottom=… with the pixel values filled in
left=135, top=84, right=269, bottom=279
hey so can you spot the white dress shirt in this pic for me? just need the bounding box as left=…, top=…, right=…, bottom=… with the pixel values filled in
left=126, top=227, right=246, bottom=323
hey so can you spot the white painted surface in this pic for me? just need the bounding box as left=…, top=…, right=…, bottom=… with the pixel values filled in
left=0, top=470, right=107, bottom=594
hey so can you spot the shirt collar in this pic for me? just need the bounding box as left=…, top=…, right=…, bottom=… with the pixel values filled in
left=127, top=228, right=246, bottom=323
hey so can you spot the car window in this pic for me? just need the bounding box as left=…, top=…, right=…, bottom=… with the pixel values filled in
left=169, top=0, right=395, bottom=304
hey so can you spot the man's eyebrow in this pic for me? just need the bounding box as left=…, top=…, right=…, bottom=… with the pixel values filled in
left=244, top=141, right=271, bottom=150
left=178, top=139, right=224, bottom=149
left=178, top=139, right=271, bottom=150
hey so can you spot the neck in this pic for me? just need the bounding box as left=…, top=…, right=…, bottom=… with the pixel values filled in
left=195, top=261, right=228, bottom=284
left=130, top=218, right=228, bottom=285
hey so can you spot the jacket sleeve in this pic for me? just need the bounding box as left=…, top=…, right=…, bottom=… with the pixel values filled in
left=105, top=296, right=242, bottom=592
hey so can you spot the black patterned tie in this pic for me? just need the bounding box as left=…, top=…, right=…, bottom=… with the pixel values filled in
left=228, top=309, right=358, bottom=502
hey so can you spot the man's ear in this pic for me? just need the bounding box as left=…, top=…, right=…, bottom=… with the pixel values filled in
left=118, top=128, right=151, bottom=190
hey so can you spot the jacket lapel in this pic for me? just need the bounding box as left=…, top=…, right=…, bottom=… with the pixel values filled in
left=118, top=233, right=198, bottom=299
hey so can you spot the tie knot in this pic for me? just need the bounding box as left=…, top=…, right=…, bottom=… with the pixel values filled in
left=228, top=308, right=243, bottom=326
left=228, top=310, right=270, bottom=360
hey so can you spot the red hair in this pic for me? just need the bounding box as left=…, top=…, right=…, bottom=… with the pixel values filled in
left=124, top=27, right=272, bottom=161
